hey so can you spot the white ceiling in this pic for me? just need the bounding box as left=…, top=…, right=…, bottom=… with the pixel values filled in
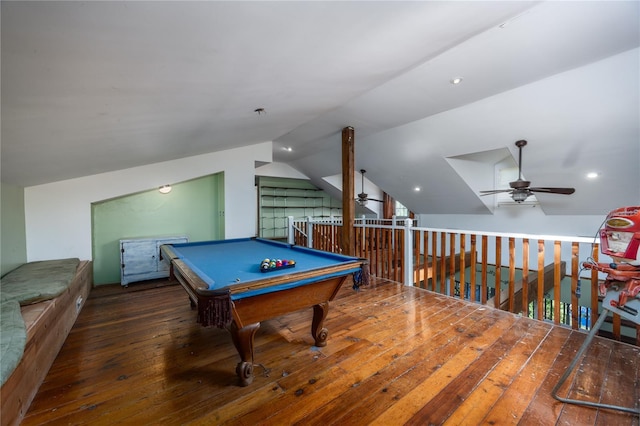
left=2, top=1, right=639, bottom=215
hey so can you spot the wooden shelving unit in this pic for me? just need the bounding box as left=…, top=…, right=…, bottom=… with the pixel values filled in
left=257, top=180, right=341, bottom=239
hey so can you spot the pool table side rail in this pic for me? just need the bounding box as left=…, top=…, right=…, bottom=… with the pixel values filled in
left=168, top=237, right=357, bottom=263
left=159, top=244, right=178, bottom=268
left=160, top=244, right=217, bottom=291
left=229, top=262, right=363, bottom=296
left=173, top=256, right=363, bottom=297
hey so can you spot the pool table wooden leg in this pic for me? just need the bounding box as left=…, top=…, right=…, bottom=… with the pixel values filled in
left=229, top=321, right=260, bottom=386
left=311, top=302, right=329, bottom=347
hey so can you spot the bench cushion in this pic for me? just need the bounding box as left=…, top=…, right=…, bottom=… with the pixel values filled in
left=0, top=258, right=80, bottom=305
left=0, top=299, right=27, bottom=386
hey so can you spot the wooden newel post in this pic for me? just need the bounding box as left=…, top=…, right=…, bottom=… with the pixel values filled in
left=342, top=126, right=355, bottom=256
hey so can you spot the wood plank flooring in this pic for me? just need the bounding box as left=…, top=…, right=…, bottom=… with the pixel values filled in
left=22, top=278, right=639, bottom=425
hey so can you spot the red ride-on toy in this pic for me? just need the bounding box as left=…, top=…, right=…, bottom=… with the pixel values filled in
left=553, top=206, right=640, bottom=415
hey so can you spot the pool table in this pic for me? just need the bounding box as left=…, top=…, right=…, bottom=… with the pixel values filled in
left=160, top=237, right=366, bottom=386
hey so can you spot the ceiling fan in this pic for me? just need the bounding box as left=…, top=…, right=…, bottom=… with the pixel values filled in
left=480, top=140, right=575, bottom=203
left=356, top=169, right=383, bottom=206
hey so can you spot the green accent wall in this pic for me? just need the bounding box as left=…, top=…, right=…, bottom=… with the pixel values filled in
left=91, top=173, right=224, bottom=285
left=1, top=183, right=27, bottom=276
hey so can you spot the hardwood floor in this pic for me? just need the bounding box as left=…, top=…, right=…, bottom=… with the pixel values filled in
left=22, top=277, right=639, bottom=425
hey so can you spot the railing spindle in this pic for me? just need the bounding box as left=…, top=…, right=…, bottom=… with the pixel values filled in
left=495, top=236, right=502, bottom=310
left=440, top=232, right=446, bottom=293
left=422, top=231, right=429, bottom=289
left=554, top=241, right=561, bottom=325
left=430, top=232, right=437, bottom=291
left=537, top=240, right=545, bottom=321
left=481, top=236, right=488, bottom=304
left=509, top=237, right=516, bottom=312
left=522, top=239, right=529, bottom=317
left=571, top=242, right=579, bottom=330
left=470, top=234, right=477, bottom=303
left=460, top=234, right=466, bottom=301
left=590, top=243, right=599, bottom=330
left=449, top=233, right=456, bottom=297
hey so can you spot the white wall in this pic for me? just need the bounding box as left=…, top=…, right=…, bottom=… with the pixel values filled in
left=24, top=142, right=272, bottom=261
left=322, top=173, right=383, bottom=218
left=255, top=162, right=309, bottom=179
left=417, top=207, right=606, bottom=238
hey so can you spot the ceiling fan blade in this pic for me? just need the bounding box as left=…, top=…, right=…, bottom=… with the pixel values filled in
left=529, top=187, right=575, bottom=195
left=355, top=197, right=382, bottom=203
left=479, top=189, right=512, bottom=195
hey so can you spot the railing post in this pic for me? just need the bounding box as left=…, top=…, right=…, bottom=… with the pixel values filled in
left=391, top=215, right=397, bottom=252
left=403, top=218, right=414, bottom=286
left=360, top=215, right=366, bottom=253
left=287, top=216, right=295, bottom=245
left=307, top=216, right=313, bottom=248
left=330, top=215, right=335, bottom=250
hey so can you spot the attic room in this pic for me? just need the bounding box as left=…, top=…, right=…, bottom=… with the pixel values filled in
left=1, top=1, right=639, bottom=425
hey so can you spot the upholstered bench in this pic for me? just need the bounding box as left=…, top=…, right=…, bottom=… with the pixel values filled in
left=0, top=258, right=92, bottom=426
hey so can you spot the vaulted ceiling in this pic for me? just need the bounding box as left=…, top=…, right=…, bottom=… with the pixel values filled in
left=2, top=1, right=639, bottom=215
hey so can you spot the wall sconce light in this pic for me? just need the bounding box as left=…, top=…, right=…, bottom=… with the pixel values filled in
left=158, top=185, right=172, bottom=194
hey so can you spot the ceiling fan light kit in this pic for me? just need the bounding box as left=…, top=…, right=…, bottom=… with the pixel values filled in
left=511, top=190, right=530, bottom=203
left=480, top=140, right=575, bottom=203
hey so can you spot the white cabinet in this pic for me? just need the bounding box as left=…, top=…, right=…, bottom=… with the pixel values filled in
left=120, top=236, right=188, bottom=286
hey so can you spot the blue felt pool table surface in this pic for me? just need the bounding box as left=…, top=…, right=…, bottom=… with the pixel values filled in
left=162, top=238, right=362, bottom=299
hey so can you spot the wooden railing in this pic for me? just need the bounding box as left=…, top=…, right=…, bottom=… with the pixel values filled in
left=288, top=216, right=639, bottom=346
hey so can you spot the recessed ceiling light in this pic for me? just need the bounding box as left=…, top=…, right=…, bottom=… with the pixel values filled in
left=414, top=186, right=421, bottom=192
left=586, top=172, right=599, bottom=179
left=450, top=77, right=463, bottom=85
left=283, top=146, right=293, bottom=152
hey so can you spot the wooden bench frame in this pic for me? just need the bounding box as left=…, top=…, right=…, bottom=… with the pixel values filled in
left=1, top=260, right=93, bottom=426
